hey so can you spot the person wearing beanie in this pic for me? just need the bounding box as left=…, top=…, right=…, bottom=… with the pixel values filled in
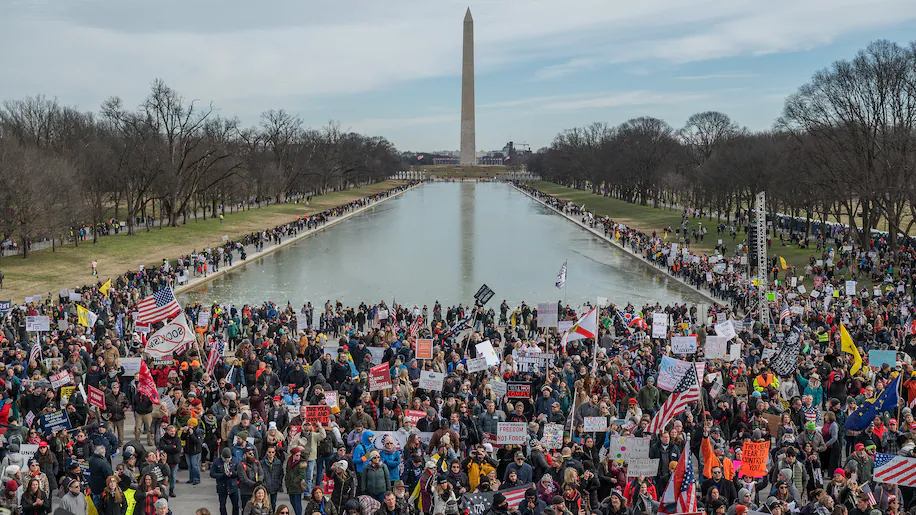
left=329, top=458, right=357, bottom=514
left=182, top=417, right=203, bottom=485
left=519, top=486, right=547, bottom=515
left=359, top=450, right=391, bottom=502
left=210, top=446, right=240, bottom=515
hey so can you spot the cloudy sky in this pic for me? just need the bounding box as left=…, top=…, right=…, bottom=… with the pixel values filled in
left=2, top=0, right=915, bottom=152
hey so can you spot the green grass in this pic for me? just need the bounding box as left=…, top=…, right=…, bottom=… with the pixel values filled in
left=0, top=181, right=405, bottom=300
left=530, top=181, right=822, bottom=277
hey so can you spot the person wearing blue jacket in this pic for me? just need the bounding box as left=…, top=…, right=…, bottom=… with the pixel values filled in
left=210, top=447, right=241, bottom=515
left=353, top=430, right=375, bottom=473
left=379, top=436, right=403, bottom=481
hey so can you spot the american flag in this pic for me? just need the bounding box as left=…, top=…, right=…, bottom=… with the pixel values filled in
left=860, top=483, right=876, bottom=506
left=779, top=301, right=791, bottom=324
left=874, top=453, right=916, bottom=487
left=441, top=316, right=471, bottom=339
left=461, top=484, right=528, bottom=513
left=136, top=287, right=181, bottom=325
left=28, top=343, right=41, bottom=367
left=408, top=316, right=423, bottom=336
left=648, top=363, right=699, bottom=433
left=206, top=338, right=225, bottom=377
left=659, top=437, right=696, bottom=514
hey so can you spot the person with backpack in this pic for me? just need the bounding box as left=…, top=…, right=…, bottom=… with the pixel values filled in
left=315, top=424, right=337, bottom=486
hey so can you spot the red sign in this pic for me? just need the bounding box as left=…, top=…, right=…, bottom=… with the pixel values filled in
left=304, top=406, right=330, bottom=425
left=87, top=385, right=106, bottom=410
left=405, top=410, right=426, bottom=426
left=416, top=339, right=433, bottom=360
left=369, top=363, right=392, bottom=391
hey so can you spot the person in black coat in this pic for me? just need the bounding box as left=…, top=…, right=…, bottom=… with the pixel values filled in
left=88, top=446, right=114, bottom=506
left=211, top=447, right=241, bottom=515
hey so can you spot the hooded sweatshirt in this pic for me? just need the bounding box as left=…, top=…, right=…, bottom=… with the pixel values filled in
left=353, top=430, right=375, bottom=473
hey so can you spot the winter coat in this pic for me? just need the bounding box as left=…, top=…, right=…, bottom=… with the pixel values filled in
left=157, top=433, right=182, bottom=466
left=238, top=458, right=264, bottom=496
left=380, top=448, right=403, bottom=481
left=306, top=498, right=340, bottom=515
left=353, top=430, right=375, bottom=473
left=89, top=454, right=114, bottom=495
left=211, top=456, right=240, bottom=494
left=290, top=425, right=327, bottom=462
left=359, top=462, right=391, bottom=496
left=260, top=456, right=285, bottom=494
left=284, top=458, right=309, bottom=496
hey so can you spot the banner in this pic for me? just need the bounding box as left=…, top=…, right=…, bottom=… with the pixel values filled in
left=868, top=350, right=897, bottom=368
left=419, top=370, right=445, bottom=391
left=537, top=302, right=559, bottom=328
left=476, top=340, right=500, bottom=366
left=39, top=410, right=71, bottom=433
left=583, top=417, right=608, bottom=432
left=305, top=405, right=331, bottom=425
left=671, top=336, right=698, bottom=355
left=50, top=371, right=71, bottom=389
left=25, top=316, right=51, bottom=332
left=657, top=357, right=705, bottom=392
left=467, top=357, right=488, bottom=373
left=542, top=423, right=564, bottom=449
left=507, top=383, right=531, bottom=398
left=626, top=458, right=660, bottom=477
left=145, top=312, right=196, bottom=357
left=415, top=339, right=434, bottom=360
left=742, top=441, right=770, bottom=477
left=652, top=313, right=668, bottom=338
left=87, top=385, right=106, bottom=410
left=496, top=422, right=527, bottom=445
left=369, top=364, right=392, bottom=391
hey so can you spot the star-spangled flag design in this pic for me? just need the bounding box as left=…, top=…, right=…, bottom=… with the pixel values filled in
left=846, top=375, right=899, bottom=431
left=460, top=484, right=529, bottom=514
left=770, top=327, right=801, bottom=377
left=874, top=453, right=916, bottom=487
left=441, top=316, right=471, bottom=339
left=660, top=437, right=696, bottom=514
left=206, top=338, right=225, bottom=377
left=136, top=286, right=181, bottom=325
left=779, top=301, right=791, bottom=324
left=648, top=363, right=700, bottom=434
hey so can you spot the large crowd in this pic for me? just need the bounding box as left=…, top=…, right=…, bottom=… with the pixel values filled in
left=0, top=180, right=915, bottom=515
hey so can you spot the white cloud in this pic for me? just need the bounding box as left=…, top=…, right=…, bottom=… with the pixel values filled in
left=543, top=91, right=711, bottom=111
left=676, top=73, right=759, bottom=80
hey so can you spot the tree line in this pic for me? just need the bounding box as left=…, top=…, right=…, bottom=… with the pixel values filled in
left=527, top=40, right=916, bottom=249
left=0, top=79, right=401, bottom=257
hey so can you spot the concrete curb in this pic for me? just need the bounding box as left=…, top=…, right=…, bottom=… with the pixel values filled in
left=175, top=183, right=421, bottom=295
left=512, top=184, right=721, bottom=305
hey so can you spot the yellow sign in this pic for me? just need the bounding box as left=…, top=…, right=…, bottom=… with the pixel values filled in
left=60, top=386, right=76, bottom=404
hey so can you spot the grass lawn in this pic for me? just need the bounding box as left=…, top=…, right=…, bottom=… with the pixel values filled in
left=530, top=181, right=820, bottom=275
left=0, top=181, right=405, bottom=301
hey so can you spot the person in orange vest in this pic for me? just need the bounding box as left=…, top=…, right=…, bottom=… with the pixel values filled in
left=754, top=371, right=780, bottom=393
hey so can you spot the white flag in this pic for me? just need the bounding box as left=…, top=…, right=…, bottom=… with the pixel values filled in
left=556, top=261, right=567, bottom=289
left=145, top=312, right=196, bottom=357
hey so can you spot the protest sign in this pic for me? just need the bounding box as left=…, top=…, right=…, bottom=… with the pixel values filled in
left=87, top=385, right=106, bottom=410
left=542, top=423, right=564, bottom=449
left=120, top=358, right=142, bottom=376
left=742, top=441, right=770, bottom=477
left=658, top=356, right=693, bottom=391
left=197, top=310, right=210, bottom=327
left=60, top=386, right=76, bottom=405
left=305, top=405, right=331, bottom=425
left=507, top=383, right=531, bottom=398
left=763, top=414, right=781, bottom=435
left=26, top=316, right=50, bottom=332
left=369, top=364, right=392, bottom=391
left=324, top=391, right=338, bottom=408
left=419, top=370, right=445, bottom=391
left=490, top=380, right=507, bottom=398
left=652, top=313, right=668, bottom=338
left=416, top=339, right=434, bottom=359
left=160, top=396, right=178, bottom=414
left=868, top=350, right=897, bottom=368
left=626, top=459, right=660, bottom=477
left=558, top=321, right=573, bottom=334
left=404, top=410, right=425, bottom=426
left=671, top=336, right=698, bottom=355
left=467, top=357, right=488, bottom=373
left=367, top=347, right=385, bottom=364
left=516, top=354, right=547, bottom=374
left=537, top=302, right=559, bottom=328
left=20, top=444, right=38, bottom=462
left=476, top=340, right=500, bottom=366
left=584, top=416, right=608, bottom=432
left=715, top=320, right=736, bottom=340
left=145, top=313, right=196, bottom=357
left=50, top=371, right=71, bottom=389
left=705, top=336, right=728, bottom=359
left=845, top=280, right=857, bottom=296
left=39, top=410, right=71, bottom=433
left=496, top=422, right=527, bottom=445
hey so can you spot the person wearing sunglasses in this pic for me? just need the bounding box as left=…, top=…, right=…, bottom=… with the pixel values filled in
left=274, top=506, right=292, bottom=515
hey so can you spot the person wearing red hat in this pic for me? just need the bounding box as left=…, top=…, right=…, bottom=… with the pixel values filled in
left=882, top=418, right=903, bottom=455
left=0, top=479, right=20, bottom=512
left=267, top=395, right=290, bottom=434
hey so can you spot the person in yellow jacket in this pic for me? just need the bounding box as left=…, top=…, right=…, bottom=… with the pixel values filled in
left=701, top=435, right=736, bottom=480
left=753, top=371, right=780, bottom=392
left=461, top=446, right=498, bottom=491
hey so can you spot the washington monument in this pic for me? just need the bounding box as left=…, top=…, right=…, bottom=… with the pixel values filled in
left=460, top=7, right=475, bottom=166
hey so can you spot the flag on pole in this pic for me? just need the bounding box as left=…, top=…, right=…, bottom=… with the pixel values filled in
left=770, top=327, right=801, bottom=377
left=779, top=256, right=787, bottom=270
left=28, top=342, right=41, bottom=367
left=570, top=307, right=597, bottom=340
left=839, top=324, right=863, bottom=376
left=206, top=338, right=225, bottom=377
left=660, top=437, right=697, bottom=513
left=136, top=287, right=182, bottom=325
left=648, top=364, right=700, bottom=433
left=873, top=453, right=916, bottom=487
left=99, top=279, right=111, bottom=296
left=555, top=261, right=567, bottom=289
left=845, top=375, right=899, bottom=431
left=136, top=360, right=161, bottom=404
left=779, top=301, right=791, bottom=325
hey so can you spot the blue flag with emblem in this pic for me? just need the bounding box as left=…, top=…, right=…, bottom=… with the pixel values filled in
left=845, top=375, right=899, bottom=431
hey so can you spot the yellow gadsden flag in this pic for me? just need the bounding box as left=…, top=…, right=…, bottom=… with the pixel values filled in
left=840, top=323, right=862, bottom=376
left=779, top=256, right=787, bottom=270
left=77, top=305, right=94, bottom=327
left=99, top=278, right=111, bottom=296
